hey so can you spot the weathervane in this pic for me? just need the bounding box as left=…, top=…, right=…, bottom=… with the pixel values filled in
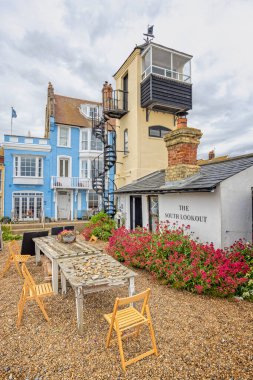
left=143, top=25, right=154, bottom=43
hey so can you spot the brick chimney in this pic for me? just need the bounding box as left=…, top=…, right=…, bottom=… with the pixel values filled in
left=164, top=115, right=202, bottom=182
left=209, top=150, right=215, bottom=160
left=47, top=82, right=55, bottom=117
left=102, top=81, right=113, bottom=109
left=45, top=82, right=55, bottom=138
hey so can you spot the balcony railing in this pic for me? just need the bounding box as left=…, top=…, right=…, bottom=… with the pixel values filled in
left=142, top=65, right=191, bottom=83
left=51, top=176, right=91, bottom=189
left=103, top=89, right=128, bottom=119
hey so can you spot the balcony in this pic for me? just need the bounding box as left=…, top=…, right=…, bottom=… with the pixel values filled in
left=141, top=43, right=192, bottom=114
left=51, top=176, right=91, bottom=189
left=103, top=89, right=128, bottom=119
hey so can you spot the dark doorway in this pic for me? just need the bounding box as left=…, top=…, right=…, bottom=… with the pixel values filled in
left=130, top=196, right=143, bottom=229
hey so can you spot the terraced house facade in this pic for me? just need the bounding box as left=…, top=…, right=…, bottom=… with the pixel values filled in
left=3, top=83, right=103, bottom=221
left=0, top=147, right=4, bottom=217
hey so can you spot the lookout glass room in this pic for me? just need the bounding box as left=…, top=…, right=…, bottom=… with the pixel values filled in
left=142, top=44, right=191, bottom=83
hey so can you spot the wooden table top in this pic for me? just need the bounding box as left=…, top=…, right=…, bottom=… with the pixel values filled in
left=33, top=236, right=103, bottom=260
left=58, top=254, right=137, bottom=289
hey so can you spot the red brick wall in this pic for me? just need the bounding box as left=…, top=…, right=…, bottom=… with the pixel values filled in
left=167, top=143, right=198, bottom=166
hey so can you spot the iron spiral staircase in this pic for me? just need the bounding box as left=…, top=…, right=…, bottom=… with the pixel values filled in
left=91, top=88, right=128, bottom=218
left=91, top=116, right=117, bottom=217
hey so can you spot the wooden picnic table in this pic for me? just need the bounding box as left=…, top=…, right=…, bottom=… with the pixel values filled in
left=33, top=235, right=137, bottom=334
left=33, top=236, right=103, bottom=293
left=58, top=254, right=136, bottom=334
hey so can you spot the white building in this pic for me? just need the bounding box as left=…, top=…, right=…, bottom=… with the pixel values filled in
left=115, top=117, right=253, bottom=248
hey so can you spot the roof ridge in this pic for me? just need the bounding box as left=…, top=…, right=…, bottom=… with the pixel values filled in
left=54, top=94, right=100, bottom=104
left=200, top=152, right=253, bottom=166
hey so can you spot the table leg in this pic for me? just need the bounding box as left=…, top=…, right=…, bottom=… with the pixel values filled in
left=35, top=244, right=41, bottom=265
left=128, top=276, right=135, bottom=296
left=51, top=260, right=59, bottom=293
left=129, top=277, right=135, bottom=306
left=75, top=287, right=84, bottom=335
left=61, top=271, right=67, bottom=295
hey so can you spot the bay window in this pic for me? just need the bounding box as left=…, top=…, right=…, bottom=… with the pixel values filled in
left=81, top=160, right=89, bottom=178
left=91, top=134, right=103, bottom=151
left=80, top=129, right=103, bottom=151
left=81, top=130, right=88, bottom=150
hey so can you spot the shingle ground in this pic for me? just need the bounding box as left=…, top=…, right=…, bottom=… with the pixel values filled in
left=0, top=242, right=252, bottom=380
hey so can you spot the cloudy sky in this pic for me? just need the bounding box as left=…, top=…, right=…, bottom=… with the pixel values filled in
left=1, top=0, right=253, bottom=158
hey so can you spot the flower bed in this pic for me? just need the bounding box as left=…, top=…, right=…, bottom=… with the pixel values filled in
left=107, top=223, right=253, bottom=299
left=82, top=212, right=116, bottom=241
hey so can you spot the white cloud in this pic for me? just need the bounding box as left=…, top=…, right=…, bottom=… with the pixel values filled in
left=0, top=0, right=253, bottom=159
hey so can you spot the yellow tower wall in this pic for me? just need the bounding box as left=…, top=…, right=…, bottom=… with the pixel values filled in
left=114, top=50, right=176, bottom=189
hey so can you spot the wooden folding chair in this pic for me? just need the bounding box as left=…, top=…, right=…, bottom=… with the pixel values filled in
left=89, top=234, right=98, bottom=243
left=104, top=288, right=158, bottom=371
left=1, top=240, right=31, bottom=278
left=17, top=263, right=54, bottom=327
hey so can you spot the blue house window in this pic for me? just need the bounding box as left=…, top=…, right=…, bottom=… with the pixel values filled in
left=14, top=156, right=43, bottom=177
left=13, top=192, right=43, bottom=221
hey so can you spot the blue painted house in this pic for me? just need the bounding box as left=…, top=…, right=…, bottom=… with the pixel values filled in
left=3, top=83, right=105, bottom=221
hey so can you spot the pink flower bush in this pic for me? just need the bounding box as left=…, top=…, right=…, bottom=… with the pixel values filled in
left=107, top=223, right=251, bottom=298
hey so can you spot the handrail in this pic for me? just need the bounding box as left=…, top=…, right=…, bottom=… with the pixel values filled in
left=51, top=176, right=91, bottom=189
left=142, top=65, right=191, bottom=83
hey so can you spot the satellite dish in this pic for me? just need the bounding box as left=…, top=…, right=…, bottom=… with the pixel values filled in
left=143, top=25, right=154, bottom=43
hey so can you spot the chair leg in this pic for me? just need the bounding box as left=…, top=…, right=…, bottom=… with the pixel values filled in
left=116, top=326, right=126, bottom=372
left=35, top=296, right=50, bottom=322
left=1, top=256, right=12, bottom=277
left=13, top=259, right=22, bottom=278
left=106, top=323, right=114, bottom=348
left=146, top=306, right=158, bottom=356
left=17, top=292, right=26, bottom=327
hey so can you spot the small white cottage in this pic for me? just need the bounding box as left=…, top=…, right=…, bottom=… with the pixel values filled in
left=115, top=117, right=253, bottom=248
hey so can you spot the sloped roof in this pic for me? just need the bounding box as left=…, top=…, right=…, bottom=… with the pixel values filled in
left=115, top=154, right=253, bottom=194
left=54, top=95, right=100, bottom=127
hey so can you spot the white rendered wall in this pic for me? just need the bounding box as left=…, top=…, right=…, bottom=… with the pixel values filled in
left=141, top=195, right=149, bottom=228
left=159, top=191, right=222, bottom=247
left=220, top=166, right=253, bottom=247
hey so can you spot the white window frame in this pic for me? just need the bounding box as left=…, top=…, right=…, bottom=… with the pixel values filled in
left=81, top=129, right=89, bottom=151
left=124, top=129, right=128, bottom=155
left=57, top=156, right=72, bottom=177
left=80, top=128, right=103, bottom=152
left=88, top=190, right=99, bottom=210
left=80, top=159, right=90, bottom=179
left=57, top=125, right=71, bottom=148
left=13, top=155, right=43, bottom=178
left=12, top=191, right=44, bottom=221
left=90, top=133, right=103, bottom=151
left=79, top=104, right=102, bottom=119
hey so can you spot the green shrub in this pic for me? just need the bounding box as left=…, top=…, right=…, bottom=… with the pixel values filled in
left=82, top=211, right=116, bottom=241
left=1, top=225, right=22, bottom=241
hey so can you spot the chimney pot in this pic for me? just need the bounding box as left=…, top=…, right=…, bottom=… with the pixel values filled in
left=177, top=116, right=188, bottom=129
left=209, top=150, right=215, bottom=160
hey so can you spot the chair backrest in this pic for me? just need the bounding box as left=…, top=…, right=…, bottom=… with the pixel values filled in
left=64, top=225, right=75, bottom=231
left=9, top=240, right=20, bottom=254
left=51, top=226, right=63, bottom=236
left=21, top=231, right=49, bottom=256
left=21, top=263, right=36, bottom=287
left=117, top=288, right=150, bottom=307
left=110, top=289, right=151, bottom=327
